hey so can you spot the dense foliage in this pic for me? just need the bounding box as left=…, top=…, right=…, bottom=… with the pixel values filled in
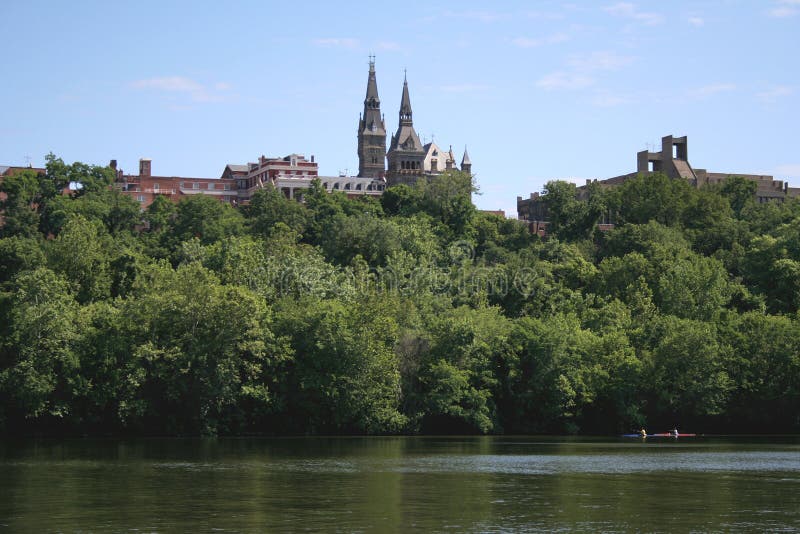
left=1, top=157, right=799, bottom=436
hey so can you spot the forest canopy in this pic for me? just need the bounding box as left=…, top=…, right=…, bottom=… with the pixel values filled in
left=1, top=156, right=799, bottom=436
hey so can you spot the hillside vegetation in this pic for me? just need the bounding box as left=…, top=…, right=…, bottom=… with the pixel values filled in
left=1, top=156, right=798, bottom=436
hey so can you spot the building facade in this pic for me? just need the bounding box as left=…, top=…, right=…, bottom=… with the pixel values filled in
left=354, top=62, right=472, bottom=187
left=517, top=135, right=800, bottom=230
left=357, top=57, right=387, bottom=179
left=114, top=153, right=385, bottom=209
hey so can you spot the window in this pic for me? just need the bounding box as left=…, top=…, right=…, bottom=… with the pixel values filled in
left=137, top=195, right=146, bottom=202
left=153, top=183, right=160, bottom=191
left=180, top=181, right=185, bottom=188
left=207, top=183, right=214, bottom=190
left=193, top=183, right=200, bottom=190
left=224, top=184, right=231, bottom=191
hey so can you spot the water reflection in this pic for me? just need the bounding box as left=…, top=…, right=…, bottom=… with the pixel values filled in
left=0, top=436, right=798, bottom=532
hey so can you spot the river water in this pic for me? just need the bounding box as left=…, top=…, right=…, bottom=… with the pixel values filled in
left=1, top=436, right=798, bottom=532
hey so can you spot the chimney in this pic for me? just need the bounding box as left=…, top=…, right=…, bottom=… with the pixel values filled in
left=311, top=155, right=315, bottom=163
left=139, top=158, right=152, bottom=177
left=110, top=159, right=117, bottom=171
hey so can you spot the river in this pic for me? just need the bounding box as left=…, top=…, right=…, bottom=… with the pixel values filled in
left=1, top=436, right=798, bottom=532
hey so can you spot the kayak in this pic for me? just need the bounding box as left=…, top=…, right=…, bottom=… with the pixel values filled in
left=621, top=433, right=697, bottom=438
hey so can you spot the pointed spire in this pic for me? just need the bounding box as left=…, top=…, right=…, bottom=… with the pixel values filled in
left=399, top=71, right=413, bottom=126
left=364, top=55, right=380, bottom=108
left=357, top=57, right=386, bottom=179
left=461, top=146, right=471, bottom=165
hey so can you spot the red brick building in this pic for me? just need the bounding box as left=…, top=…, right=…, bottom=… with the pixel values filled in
left=114, top=153, right=384, bottom=209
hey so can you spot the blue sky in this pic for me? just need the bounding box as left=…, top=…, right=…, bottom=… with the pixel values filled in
left=1, top=0, right=798, bottom=216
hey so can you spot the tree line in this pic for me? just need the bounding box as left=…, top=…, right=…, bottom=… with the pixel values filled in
left=0, top=155, right=798, bottom=436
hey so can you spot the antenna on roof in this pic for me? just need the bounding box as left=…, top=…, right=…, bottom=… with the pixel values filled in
left=24, top=155, right=32, bottom=168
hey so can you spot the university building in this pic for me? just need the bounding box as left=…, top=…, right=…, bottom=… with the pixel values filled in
left=111, top=58, right=472, bottom=209
left=357, top=58, right=472, bottom=186
left=518, top=135, right=800, bottom=233
left=3, top=59, right=473, bottom=213
left=114, top=151, right=386, bottom=210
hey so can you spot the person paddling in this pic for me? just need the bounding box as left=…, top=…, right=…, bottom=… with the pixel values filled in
left=671, top=427, right=679, bottom=437
left=639, top=428, right=647, bottom=438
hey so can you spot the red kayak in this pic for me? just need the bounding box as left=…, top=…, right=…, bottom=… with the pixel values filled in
left=621, top=433, right=697, bottom=437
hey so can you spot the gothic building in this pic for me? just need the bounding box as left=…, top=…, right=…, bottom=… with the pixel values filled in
left=357, top=60, right=471, bottom=186
left=357, top=57, right=387, bottom=179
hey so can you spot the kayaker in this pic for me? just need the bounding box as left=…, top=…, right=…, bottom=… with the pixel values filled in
left=639, top=428, right=647, bottom=438
left=671, top=427, right=679, bottom=437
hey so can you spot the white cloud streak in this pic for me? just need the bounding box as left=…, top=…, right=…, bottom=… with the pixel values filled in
left=688, top=83, right=736, bottom=98
left=758, top=85, right=794, bottom=102
left=768, top=0, right=800, bottom=17
left=604, top=2, right=664, bottom=25
left=535, top=51, right=635, bottom=92
left=131, top=76, right=232, bottom=103
left=535, top=72, right=595, bottom=90
left=688, top=16, right=704, bottom=26
left=512, top=33, right=570, bottom=48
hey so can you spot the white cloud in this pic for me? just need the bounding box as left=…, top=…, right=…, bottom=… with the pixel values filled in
left=758, top=85, right=794, bottom=102
left=688, top=83, right=736, bottom=98
left=512, top=33, right=570, bottom=48
left=535, top=71, right=595, bottom=90
left=688, top=16, right=704, bottom=26
left=768, top=0, right=800, bottom=17
left=312, top=37, right=360, bottom=49
left=535, top=51, right=634, bottom=93
left=131, top=76, right=232, bottom=103
left=604, top=2, right=664, bottom=25
left=769, top=6, right=797, bottom=17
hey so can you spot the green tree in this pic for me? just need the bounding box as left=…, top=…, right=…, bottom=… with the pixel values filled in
left=244, top=186, right=309, bottom=237
left=0, top=268, right=80, bottom=427
left=275, top=297, right=406, bottom=434
left=45, top=215, right=113, bottom=303
left=169, top=194, right=245, bottom=246
left=118, top=261, right=290, bottom=435
left=0, top=169, right=42, bottom=237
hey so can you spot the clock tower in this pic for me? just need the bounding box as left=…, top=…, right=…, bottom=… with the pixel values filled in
left=357, top=56, right=386, bottom=178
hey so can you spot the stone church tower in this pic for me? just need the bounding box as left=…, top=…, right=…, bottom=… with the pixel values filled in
left=357, top=57, right=387, bottom=179
left=386, top=73, right=426, bottom=186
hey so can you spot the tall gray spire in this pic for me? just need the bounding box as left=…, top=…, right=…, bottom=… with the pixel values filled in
left=357, top=56, right=386, bottom=178
left=399, top=71, right=413, bottom=126
left=461, top=145, right=472, bottom=174
left=362, top=56, right=382, bottom=129
left=386, top=71, right=425, bottom=186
